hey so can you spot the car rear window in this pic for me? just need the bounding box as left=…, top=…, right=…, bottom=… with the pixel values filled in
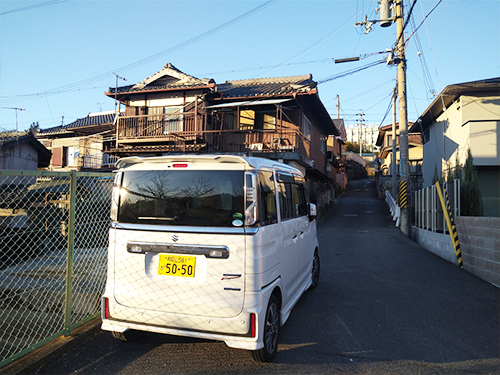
left=118, top=170, right=244, bottom=227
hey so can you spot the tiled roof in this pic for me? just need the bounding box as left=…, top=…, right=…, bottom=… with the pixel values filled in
left=110, top=81, right=213, bottom=94
left=38, top=113, right=116, bottom=135
left=108, top=63, right=214, bottom=94
left=65, top=113, right=115, bottom=129
left=216, top=75, right=316, bottom=98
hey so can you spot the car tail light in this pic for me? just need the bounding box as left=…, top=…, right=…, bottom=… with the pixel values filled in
left=104, top=298, right=109, bottom=319
left=250, top=313, right=256, bottom=338
left=172, top=163, right=188, bottom=168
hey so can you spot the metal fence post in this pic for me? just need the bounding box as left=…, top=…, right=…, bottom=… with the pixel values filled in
left=64, top=170, right=77, bottom=336
left=432, top=185, right=436, bottom=232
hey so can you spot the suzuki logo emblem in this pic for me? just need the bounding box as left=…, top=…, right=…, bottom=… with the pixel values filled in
left=172, top=234, right=179, bottom=242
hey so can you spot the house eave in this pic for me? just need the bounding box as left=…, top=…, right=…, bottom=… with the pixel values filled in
left=411, top=77, right=500, bottom=133
left=104, top=83, right=216, bottom=98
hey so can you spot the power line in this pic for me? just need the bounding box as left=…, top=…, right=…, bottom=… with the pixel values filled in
left=197, top=52, right=385, bottom=77
left=0, top=0, right=68, bottom=16
left=378, top=83, right=397, bottom=126
left=258, top=1, right=373, bottom=77
left=317, top=59, right=386, bottom=84
left=0, top=0, right=277, bottom=105
left=405, top=0, right=443, bottom=45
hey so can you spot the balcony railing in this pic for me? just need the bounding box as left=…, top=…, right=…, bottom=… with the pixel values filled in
left=81, top=153, right=118, bottom=170
left=117, top=113, right=204, bottom=141
left=115, top=114, right=311, bottom=157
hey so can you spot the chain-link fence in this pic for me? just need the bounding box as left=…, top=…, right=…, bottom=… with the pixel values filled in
left=0, top=170, right=113, bottom=369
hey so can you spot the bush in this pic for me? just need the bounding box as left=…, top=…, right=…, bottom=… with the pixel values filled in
left=461, top=149, right=483, bottom=216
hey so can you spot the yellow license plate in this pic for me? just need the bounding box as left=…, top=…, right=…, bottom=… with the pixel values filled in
left=158, top=254, right=196, bottom=277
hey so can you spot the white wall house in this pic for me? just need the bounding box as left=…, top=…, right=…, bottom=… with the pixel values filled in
left=410, top=78, right=500, bottom=217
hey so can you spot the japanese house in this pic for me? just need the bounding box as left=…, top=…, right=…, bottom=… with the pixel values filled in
left=36, top=111, right=118, bottom=171
left=105, top=63, right=341, bottom=213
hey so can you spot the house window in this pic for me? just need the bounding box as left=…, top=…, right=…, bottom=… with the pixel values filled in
left=422, top=130, right=430, bottom=144
left=262, top=113, right=276, bottom=130
left=239, top=109, right=255, bottom=130
left=163, top=106, right=183, bottom=133
left=302, top=115, right=312, bottom=140
left=320, top=136, right=326, bottom=154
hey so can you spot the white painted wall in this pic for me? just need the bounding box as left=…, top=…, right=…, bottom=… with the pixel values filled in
left=422, top=94, right=500, bottom=187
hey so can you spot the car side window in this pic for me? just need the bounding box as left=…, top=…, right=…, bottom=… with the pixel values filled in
left=258, top=171, right=277, bottom=225
left=277, top=180, right=294, bottom=221
left=292, top=183, right=307, bottom=217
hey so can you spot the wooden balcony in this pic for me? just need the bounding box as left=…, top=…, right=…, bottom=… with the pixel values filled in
left=114, top=114, right=311, bottom=158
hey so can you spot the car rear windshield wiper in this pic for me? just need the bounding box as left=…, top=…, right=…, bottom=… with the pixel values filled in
left=138, top=216, right=179, bottom=221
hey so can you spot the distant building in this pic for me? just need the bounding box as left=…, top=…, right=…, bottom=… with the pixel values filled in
left=375, top=122, right=422, bottom=178
left=327, top=119, right=347, bottom=190
left=0, top=131, right=51, bottom=186
left=345, top=123, right=380, bottom=152
left=36, top=111, right=118, bottom=171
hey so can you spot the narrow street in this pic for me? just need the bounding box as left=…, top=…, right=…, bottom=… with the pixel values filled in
left=31, top=179, right=499, bottom=375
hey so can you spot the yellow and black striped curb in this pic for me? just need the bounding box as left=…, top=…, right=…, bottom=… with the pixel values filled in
left=435, top=182, right=464, bottom=269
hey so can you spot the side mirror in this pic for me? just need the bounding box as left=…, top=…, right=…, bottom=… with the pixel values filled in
left=308, top=203, right=317, bottom=220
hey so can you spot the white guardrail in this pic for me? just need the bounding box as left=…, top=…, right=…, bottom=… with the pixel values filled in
left=385, top=190, right=400, bottom=227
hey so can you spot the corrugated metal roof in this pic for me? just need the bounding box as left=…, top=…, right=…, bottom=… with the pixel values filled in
left=0, top=131, right=51, bottom=166
left=0, top=130, right=30, bottom=144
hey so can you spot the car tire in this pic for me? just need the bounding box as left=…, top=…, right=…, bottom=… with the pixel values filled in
left=308, top=250, right=320, bottom=291
left=252, top=294, right=280, bottom=362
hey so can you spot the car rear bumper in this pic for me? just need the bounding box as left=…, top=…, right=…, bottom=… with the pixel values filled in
left=101, top=284, right=277, bottom=350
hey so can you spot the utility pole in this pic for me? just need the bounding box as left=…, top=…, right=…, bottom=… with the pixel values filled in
left=357, top=110, right=365, bottom=157
left=395, top=0, right=411, bottom=236
left=2, top=107, right=25, bottom=132
left=392, top=86, right=398, bottom=198
left=336, top=95, right=340, bottom=118
left=355, top=0, right=411, bottom=237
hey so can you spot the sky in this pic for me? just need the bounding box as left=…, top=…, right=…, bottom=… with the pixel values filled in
left=1, top=0, right=499, bottom=133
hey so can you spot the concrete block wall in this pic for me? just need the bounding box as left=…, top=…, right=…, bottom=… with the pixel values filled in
left=411, top=227, right=456, bottom=264
left=456, top=217, right=500, bottom=287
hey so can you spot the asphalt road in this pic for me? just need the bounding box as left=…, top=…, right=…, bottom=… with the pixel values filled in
left=31, top=179, right=500, bottom=375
